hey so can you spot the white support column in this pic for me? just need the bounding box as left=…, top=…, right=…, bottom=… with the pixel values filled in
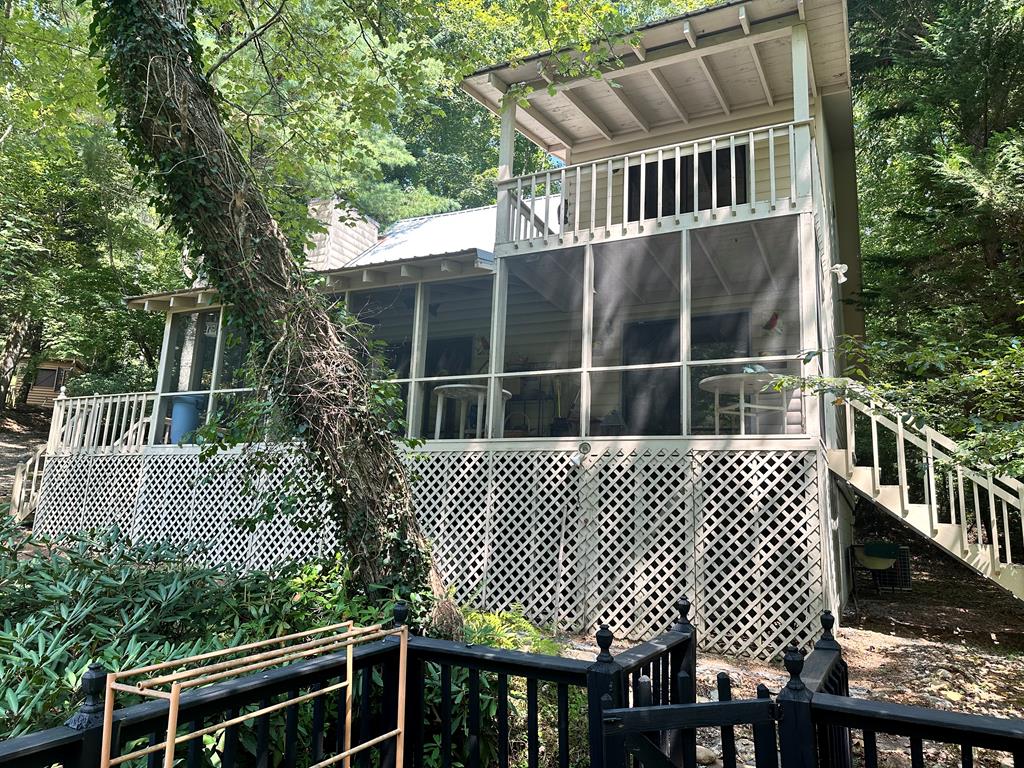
left=148, top=311, right=175, bottom=445
left=206, top=307, right=228, bottom=423
left=407, top=282, right=429, bottom=438
left=486, top=260, right=508, bottom=438
left=495, top=96, right=518, bottom=245
left=798, top=212, right=819, bottom=437
left=791, top=24, right=813, bottom=200
left=680, top=231, right=691, bottom=435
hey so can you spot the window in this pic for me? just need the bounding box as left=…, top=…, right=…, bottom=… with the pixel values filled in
left=627, top=146, right=748, bottom=222
left=34, top=368, right=58, bottom=390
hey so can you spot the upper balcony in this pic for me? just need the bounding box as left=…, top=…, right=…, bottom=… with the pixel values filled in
left=461, top=0, right=854, bottom=255
left=495, top=119, right=814, bottom=255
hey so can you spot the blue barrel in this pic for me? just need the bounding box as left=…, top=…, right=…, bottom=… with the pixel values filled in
left=169, top=395, right=205, bottom=443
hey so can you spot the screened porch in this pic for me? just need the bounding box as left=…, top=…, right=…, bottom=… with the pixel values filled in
left=351, top=214, right=812, bottom=442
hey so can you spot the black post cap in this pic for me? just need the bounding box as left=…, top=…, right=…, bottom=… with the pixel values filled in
left=65, top=662, right=108, bottom=730
left=595, top=624, right=614, bottom=663
left=783, top=644, right=805, bottom=691
left=393, top=601, right=410, bottom=628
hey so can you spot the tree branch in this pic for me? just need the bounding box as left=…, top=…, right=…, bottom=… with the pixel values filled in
left=205, top=0, right=287, bottom=79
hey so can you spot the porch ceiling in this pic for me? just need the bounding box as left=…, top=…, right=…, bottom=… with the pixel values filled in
left=461, top=0, right=851, bottom=157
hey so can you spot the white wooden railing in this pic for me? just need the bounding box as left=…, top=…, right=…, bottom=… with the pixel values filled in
left=832, top=386, right=1024, bottom=596
left=495, top=119, right=814, bottom=250
left=48, top=390, right=159, bottom=455
left=9, top=445, right=45, bottom=522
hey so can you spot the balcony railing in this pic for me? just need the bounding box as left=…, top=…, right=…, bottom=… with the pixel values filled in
left=495, top=119, right=814, bottom=251
left=47, top=388, right=254, bottom=454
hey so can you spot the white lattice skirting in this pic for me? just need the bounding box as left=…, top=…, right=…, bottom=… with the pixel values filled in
left=33, top=444, right=826, bottom=658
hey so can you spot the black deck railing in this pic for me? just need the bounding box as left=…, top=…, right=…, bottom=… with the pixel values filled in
left=0, top=599, right=697, bottom=768
left=603, top=611, right=1024, bottom=768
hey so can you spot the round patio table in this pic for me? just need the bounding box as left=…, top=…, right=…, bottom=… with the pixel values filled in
left=697, top=372, right=789, bottom=436
left=433, top=384, right=511, bottom=439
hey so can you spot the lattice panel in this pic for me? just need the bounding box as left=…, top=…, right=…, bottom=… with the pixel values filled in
left=693, top=450, right=822, bottom=658
left=35, top=451, right=328, bottom=570
left=36, top=445, right=825, bottom=659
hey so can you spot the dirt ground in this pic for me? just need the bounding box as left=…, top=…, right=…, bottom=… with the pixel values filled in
left=0, top=406, right=50, bottom=503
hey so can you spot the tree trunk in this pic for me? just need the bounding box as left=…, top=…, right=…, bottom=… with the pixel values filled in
left=0, top=312, right=29, bottom=413
left=89, top=0, right=437, bottom=596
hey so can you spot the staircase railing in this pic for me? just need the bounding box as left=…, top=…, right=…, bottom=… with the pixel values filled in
left=835, top=385, right=1024, bottom=574
left=9, top=445, right=45, bottom=523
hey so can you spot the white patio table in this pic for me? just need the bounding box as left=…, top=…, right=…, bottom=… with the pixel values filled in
left=697, top=372, right=790, bottom=435
left=433, top=384, right=511, bottom=439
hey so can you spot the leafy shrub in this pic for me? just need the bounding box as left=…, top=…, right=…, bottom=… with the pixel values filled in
left=0, top=518, right=404, bottom=739
left=0, top=518, right=586, bottom=766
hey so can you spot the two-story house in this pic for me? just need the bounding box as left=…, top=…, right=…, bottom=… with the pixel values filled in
left=22, top=0, right=1023, bottom=659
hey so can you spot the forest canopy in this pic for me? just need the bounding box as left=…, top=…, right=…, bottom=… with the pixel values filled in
left=1, top=0, right=1022, bottom=473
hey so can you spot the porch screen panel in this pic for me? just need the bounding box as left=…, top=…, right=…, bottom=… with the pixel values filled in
left=503, top=247, right=585, bottom=372
left=348, top=285, right=416, bottom=379
left=419, top=277, right=493, bottom=439
left=590, top=233, right=681, bottom=436
left=155, top=309, right=221, bottom=444
left=687, top=216, right=804, bottom=435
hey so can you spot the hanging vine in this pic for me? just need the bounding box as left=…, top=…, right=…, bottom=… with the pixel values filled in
left=84, top=0, right=455, bottom=615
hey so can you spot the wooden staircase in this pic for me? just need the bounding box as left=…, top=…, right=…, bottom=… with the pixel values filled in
left=827, top=391, right=1024, bottom=599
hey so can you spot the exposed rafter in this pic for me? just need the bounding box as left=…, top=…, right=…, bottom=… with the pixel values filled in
left=648, top=68, right=689, bottom=122
left=563, top=89, right=614, bottom=141
left=697, top=56, right=731, bottom=115
left=606, top=80, right=650, bottom=132
left=459, top=80, right=558, bottom=154
left=796, top=0, right=805, bottom=20
left=522, top=102, right=577, bottom=149
left=512, top=19, right=794, bottom=98
left=748, top=41, right=774, bottom=106
left=738, top=5, right=751, bottom=35
left=682, top=19, right=697, bottom=48
left=631, top=42, right=647, bottom=61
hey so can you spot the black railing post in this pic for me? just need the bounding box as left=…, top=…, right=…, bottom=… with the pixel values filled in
left=668, top=597, right=697, bottom=768
left=588, top=624, right=625, bottom=768
left=813, top=611, right=851, bottom=768
left=64, top=662, right=110, bottom=768
left=777, top=645, right=817, bottom=768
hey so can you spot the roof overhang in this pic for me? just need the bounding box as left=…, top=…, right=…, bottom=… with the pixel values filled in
left=461, top=0, right=852, bottom=159
left=124, top=287, right=220, bottom=312
left=124, top=250, right=496, bottom=312
left=320, top=249, right=495, bottom=292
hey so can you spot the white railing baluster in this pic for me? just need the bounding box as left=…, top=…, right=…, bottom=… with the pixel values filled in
left=1002, top=498, right=1012, bottom=564
left=574, top=166, right=581, bottom=237
left=869, top=402, right=880, bottom=496
left=925, top=432, right=938, bottom=533
left=729, top=135, right=736, bottom=213
left=987, top=474, right=1000, bottom=569
left=639, top=152, right=647, bottom=229
left=710, top=137, right=718, bottom=214
left=622, top=154, right=630, bottom=233
left=589, top=163, right=596, bottom=235
left=957, top=468, right=968, bottom=554
left=768, top=127, right=777, bottom=208
left=515, top=177, right=524, bottom=242
left=543, top=171, right=551, bottom=244
left=974, top=481, right=985, bottom=546
left=749, top=131, right=756, bottom=212
left=896, top=417, right=909, bottom=513
left=657, top=148, right=664, bottom=225
left=605, top=159, right=613, bottom=234
left=674, top=145, right=681, bottom=221
left=692, top=141, right=699, bottom=222
left=559, top=167, right=566, bottom=242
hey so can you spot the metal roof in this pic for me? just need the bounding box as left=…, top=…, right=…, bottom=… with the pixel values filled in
left=342, top=205, right=499, bottom=268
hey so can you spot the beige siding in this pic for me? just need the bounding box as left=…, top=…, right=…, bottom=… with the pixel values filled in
left=306, top=200, right=379, bottom=271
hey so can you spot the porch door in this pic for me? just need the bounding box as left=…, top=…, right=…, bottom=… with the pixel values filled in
left=622, top=318, right=680, bottom=435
